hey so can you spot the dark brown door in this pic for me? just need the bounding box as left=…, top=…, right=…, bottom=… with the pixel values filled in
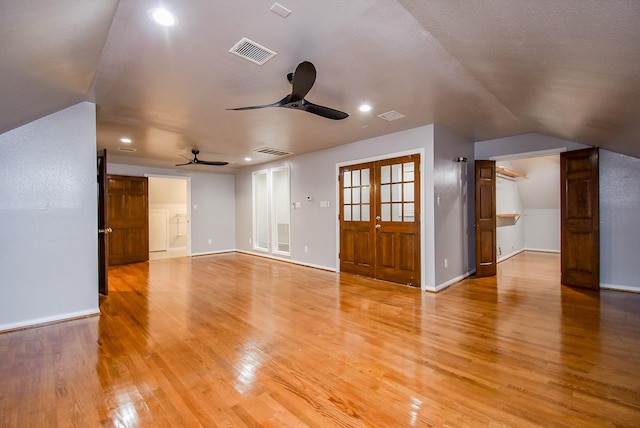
left=560, top=148, right=599, bottom=289
left=97, top=149, right=109, bottom=295
left=107, top=175, right=149, bottom=266
left=340, top=154, right=421, bottom=286
left=475, top=160, right=497, bottom=277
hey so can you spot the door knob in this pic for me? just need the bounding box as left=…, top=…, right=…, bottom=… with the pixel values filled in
left=375, top=224, right=381, bottom=229
left=376, top=215, right=381, bottom=221
left=98, top=227, right=113, bottom=234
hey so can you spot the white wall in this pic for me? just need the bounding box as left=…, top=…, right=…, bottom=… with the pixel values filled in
left=600, top=149, right=640, bottom=292
left=235, top=125, right=440, bottom=289
left=108, top=164, right=236, bottom=255
left=0, top=102, right=99, bottom=331
left=524, top=209, right=560, bottom=252
left=496, top=162, right=525, bottom=260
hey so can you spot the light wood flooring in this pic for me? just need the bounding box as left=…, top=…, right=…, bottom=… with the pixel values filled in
left=1, top=252, right=639, bottom=427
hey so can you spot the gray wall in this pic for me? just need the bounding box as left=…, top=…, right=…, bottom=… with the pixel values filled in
left=600, top=150, right=640, bottom=291
left=108, top=164, right=236, bottom=255
left=0, top=102, right=99, bottom=331
left=433, top=125, right=475, bottom=287
left=235, top=125, right=442, bottom=289
left=235, top=124, right=474, bottom=291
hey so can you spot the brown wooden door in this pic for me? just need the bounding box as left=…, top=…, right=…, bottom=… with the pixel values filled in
left=560, top=148, right=599, bottom=289
left=475, top=160, right=497, bottom=277
left=107, top=175, right=149, bottom=266
left=340, top=154, right=421, bottom=286
left=339, top=162, right=375, bottom=278
left=97, top=149, right=109, bottom=295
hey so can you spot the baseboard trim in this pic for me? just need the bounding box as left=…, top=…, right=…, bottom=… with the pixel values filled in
left=235, top=250, right=337, bottom=272
left=601, top=283, right=640, bottom=293
left=191, top=249, right=236, bottom=257
left=0, top=308, right=100, bottom=334
left=525, top=248, right=560, bottom=253
left=426, top=270, right=476, bottom=293
left=497, top=249, right=525, bottom=263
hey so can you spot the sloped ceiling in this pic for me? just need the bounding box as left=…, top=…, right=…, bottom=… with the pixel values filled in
left=1, top=0, right=639, bottom=170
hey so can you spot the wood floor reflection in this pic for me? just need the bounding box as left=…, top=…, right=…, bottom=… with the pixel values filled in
left=1, top=252, right=639, bottom=427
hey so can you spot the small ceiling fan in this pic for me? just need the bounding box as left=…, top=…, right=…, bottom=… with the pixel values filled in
left=227, top=61, right=349, bottom=120
left=176, top=149, right=229, bottom=166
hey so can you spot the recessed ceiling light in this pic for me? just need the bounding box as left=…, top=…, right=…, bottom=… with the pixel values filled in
left=120, top=137, right=132, bottom=144
left=359, top=104, right=372, bottom=112
left=148, top=8, right=177, bottom=26
left=244, top=157, right=252, bottom=161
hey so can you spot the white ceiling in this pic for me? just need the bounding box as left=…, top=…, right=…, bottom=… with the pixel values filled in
left=2, top=0, right=640, bottom=170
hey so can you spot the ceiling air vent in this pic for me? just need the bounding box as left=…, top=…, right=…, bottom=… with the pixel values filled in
left=229, top=37, right=277, bottom=65
left=253, top=147, right=292, bottom=157
left=378, top=110, right=406, bottom=121
left=117, top=147, right=137, bottom=153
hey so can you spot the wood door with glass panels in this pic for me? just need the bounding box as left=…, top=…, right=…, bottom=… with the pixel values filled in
left=340, top=154, right=421, bottom=286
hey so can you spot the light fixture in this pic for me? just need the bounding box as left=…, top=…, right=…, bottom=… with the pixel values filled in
left=120, top=137, right=132, bottom=144
left=456, top=157, right=468, bottom=162
left=244, top=157, right=252, bottom=161
left=148, top=8, right=177, bottom=26
left=359, top=104, right=372, bottom=112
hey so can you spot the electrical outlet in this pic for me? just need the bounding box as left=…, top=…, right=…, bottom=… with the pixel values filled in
left=444, top=258, right=448, bottom=268
left=249, top=238, right=252, bottom=244
left=304, top=246, right=309, bottom=253
left=208, top=238, right=212, bottom=244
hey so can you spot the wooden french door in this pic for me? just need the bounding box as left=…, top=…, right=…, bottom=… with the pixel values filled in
left=560, top=148, right=599, bottom=289
left=107, top=175, right=149, bottom=266
left=97, top=149, right=109, bottom=295
left=474, top=160, right=497, bottom=277
left=339, top=154, right=421, bottom=286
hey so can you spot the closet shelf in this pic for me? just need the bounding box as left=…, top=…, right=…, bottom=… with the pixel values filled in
left=497, top=213, right=524, bottom=225
left=496, top=166, right=527, bottom=180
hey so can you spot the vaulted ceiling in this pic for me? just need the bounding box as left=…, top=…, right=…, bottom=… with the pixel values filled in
left=2, top=1, right=639, bottom=170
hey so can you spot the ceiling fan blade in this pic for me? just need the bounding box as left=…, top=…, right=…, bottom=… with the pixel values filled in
left=175, top=161, right=194, bottom=166
left=197, top=160, right=229, bottom=166
left=290, top=61, right=316, bottom=103
left=302, top=101, right=349, bottom=120
left=227, top=96, right=290, bottom=111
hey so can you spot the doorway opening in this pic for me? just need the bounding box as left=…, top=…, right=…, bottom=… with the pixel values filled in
left=148, top=176, right=190, bottom=260
left=494, top=154, right=561, bottom=263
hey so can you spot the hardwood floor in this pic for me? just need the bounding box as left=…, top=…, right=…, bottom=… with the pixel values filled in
left=1, top=252, right=639, bottom=427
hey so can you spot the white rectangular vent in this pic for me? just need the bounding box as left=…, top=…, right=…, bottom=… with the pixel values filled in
left=253, top=147, right=292, bottom=157
left=378, top=110, right=406, bottom=121
left=270, top=3, right=291, bottom=18
left=117, top=147, right=137, bottom=153
left=229, top=38, right=277, bottom=65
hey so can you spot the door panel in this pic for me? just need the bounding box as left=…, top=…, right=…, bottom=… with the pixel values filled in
left=97, top=149, right=108, bottom=295
left=561, top=148, right=599, bottom=289
left=107, top=175, right=149, bottom=266
left=340, top=163, right=375, bottom=278
left=339, top=154, right=421, bottom=286
left=475, top=160, right=497, bottom=277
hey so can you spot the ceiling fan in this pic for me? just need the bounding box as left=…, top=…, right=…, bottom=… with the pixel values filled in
left=175, top=149, right=229, bottom=166
left=227, top=61, right=349, bottom=120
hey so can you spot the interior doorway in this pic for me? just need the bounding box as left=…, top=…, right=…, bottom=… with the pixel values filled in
left=494, top=154, right=561, bottom=262
left=148, top=176, right=190, bottom=260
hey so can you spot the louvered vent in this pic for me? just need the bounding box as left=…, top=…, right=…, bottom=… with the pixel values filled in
left=117, top=147, right=137, bottom=153
left=253, top=147, right=292, bottom=157
left=229, top=38, right=277, bottom=65
left=378, top=110, right=406, bottom=121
